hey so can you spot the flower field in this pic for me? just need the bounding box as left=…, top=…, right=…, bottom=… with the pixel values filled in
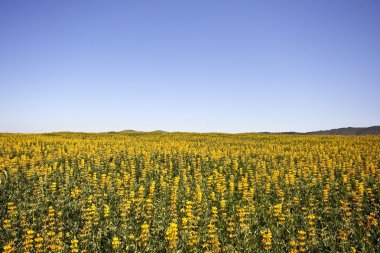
left=1, top=132, right=379, bottom=252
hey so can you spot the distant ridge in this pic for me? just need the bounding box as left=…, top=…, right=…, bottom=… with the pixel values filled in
left=2, top=127, right=379, bottom=135
left=119, top=129, right=167, bottom=133
left=304, top=126, right=380, bottom=136
left=116, top=126, right=380, bottom=135
left=151, top=130, right=167, bottom=133
left=119, top=129, right=138, bottom=133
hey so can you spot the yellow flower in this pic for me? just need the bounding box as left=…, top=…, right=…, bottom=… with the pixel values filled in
left=165, top=222, right=178, bottom=250
left=3, top=242, right=15, bottom=253
left=70, top=236, right=79, bottom=253
left=104, top=204, right=110, bottom=218
left=112, top=236, right=120, bottom=250
left=141, top=221, right=150, bottom=243
left=261, top=229, right=272, bottom=251
left=297, top=230, right=307, bottom=252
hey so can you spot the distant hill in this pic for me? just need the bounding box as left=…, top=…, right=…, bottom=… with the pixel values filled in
left=151, top=130, right=167, bottom=133
left=119, top=129, right=138, bottom=133
left=115, top=127, right=380, bottom=136
left=304, top=126, right=380, bottom=136
left=119, top=129, right=167, bottom=133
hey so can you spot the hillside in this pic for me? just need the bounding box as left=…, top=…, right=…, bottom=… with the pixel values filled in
left=305, top=126, right=380, bottom=135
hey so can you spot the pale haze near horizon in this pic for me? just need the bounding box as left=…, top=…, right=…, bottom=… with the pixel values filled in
left=1, top=1, right=379, bottom=133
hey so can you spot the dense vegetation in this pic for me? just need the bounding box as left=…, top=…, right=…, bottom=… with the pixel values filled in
left=1, top=132, right=379, bottom=252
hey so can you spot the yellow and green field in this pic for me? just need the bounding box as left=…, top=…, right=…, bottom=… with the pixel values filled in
left=1, top=132, right=379, bottom=252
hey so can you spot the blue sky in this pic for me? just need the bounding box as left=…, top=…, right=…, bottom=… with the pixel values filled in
left=1, top=1, right=379, bottom=133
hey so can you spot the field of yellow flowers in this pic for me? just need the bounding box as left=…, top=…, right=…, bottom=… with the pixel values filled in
left=0, top=132, right=379, bottom=252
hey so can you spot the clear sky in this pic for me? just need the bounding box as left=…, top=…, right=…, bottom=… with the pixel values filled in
left=1, top=1, right=379, bottom=133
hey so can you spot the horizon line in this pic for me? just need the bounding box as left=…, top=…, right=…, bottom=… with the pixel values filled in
left=1, top=125, right=379, bottom=135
